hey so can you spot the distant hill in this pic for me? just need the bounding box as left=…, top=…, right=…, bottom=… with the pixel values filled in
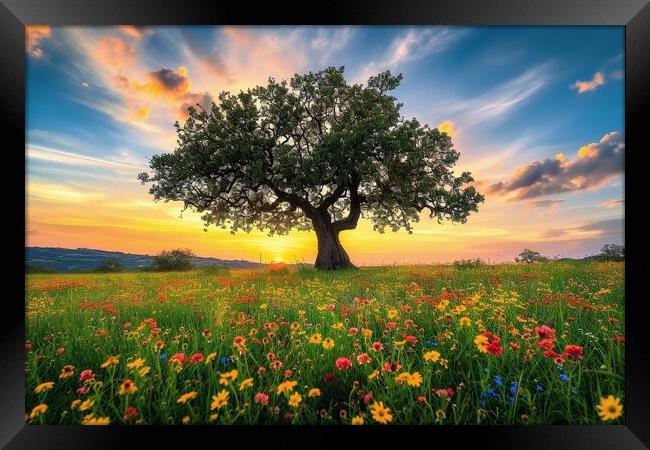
left=25, top=247, right=262, bottom=272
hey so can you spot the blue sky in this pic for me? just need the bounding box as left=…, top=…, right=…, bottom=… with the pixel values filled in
left=25, top=26, right=624, bottom=264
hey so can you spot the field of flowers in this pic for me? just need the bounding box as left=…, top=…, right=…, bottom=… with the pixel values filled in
left=25, top=261, right=625, bottom=425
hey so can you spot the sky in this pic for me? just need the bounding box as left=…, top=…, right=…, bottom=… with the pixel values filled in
left=25, top=26, right=624, bottom=265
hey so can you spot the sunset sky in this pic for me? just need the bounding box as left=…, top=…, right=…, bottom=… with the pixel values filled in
left=26, top=26, right=624, bottom=265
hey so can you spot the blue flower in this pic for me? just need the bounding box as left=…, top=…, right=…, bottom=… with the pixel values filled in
left=494, top=375, right=504, bottom=388
left=559, top=373, right=569, bottom=383
left=556, top=364, right=564, bottom=372
left=536, top=384, right=544, bottom=393
left=509, top=381, right=519, bottom=396
left=571, top=388, right=578, bottom=395
left=425, top=340, right=439, bottom=349
left=506, top=395, right=515, bottom=406
left=159, top=353, right=167, bottom=361
left=482, top=386, right=499, bottom=399
left=220, top=356, right=230, bottom=366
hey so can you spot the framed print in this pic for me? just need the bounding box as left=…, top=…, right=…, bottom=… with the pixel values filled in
left=1, top=0, right=648, bottom=448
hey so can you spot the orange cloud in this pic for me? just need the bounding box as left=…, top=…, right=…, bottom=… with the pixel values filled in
left=26, top=25, right=52, bottom=58
left=571, top=72, right=605, bottom=93
left=95, top=36, right=136, bottom=69
left=119, top=26, right=142, bottom=39
left=437, top=120, right=459, bottom=139
left=130, top=106, right=150, bottom=121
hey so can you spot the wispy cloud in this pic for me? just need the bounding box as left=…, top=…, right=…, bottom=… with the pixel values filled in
left=28, top=144, right=144, bottom=172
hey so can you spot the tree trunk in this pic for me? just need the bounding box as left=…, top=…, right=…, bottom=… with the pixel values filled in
left=313, top=215, right=354, bottom=270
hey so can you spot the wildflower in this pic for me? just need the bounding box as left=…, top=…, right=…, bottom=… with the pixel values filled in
left=177, top=391, right=198, bottom=404
left=393, top=340, right=406, bottom=349
left=322, top=338, right=335, bottom=350
left=371, top=341, right=384, bottom=352
left=335, top=357, right=352, bottom=370
left=370, top=401, right=393, bottom=424
left=308, top=388, right=321, bottom=398
left=407, top=372, right=423, bottom=388
left=159, top=353, right=168, bottom=361
left=59, top=365, right=74, bottom=379
left=351, top=415, right=364, bottom=425
left=509, top=342, right=520, bottom=351
left=356, top=353, right=372, bottom=365
left=309, top=333, right=323, bottom=344
left=34, top=382, right=54, bottom=394
left=189, top=353, right=204, bottom=364
left=100, top=356, right=119, bottom=368
left=362, top=329, right=373, bottom=338
left=436, top=409, right=446, bottom=421
left=424, top=350, right=441, bottom=363
left=368, top=370, right=380, bottom=380
left=182, top=416, right=190, bottom=424
left=348, top=327, right=359, bottom=336
left=535, top=325, right=556, bottom=340
left=239, top=378, right=254, bottom=391
left=70, top=399, right=81, bottom=410
left=564, top=345, right=584, bottom=361
left=220, top=356, right=231, bottom=366
left=118, top=379, right=138, bottom=396
left=536, top=384, right=544, bottom=393
left=219, top=369, right=239, bottom=386
left=324, top=372, right=336, bottom=383
left=364, top=392, right=374, bottom=405
left=210, top=390, right=229, bottom=410
left=559, top=373, right=569, bottom=383
left=254, top=392, right=269, bottom=405
left=76, top=385, right=90, bottom=395
left=417, top=395, right=427, bottom=403
left=232, top=336, right=246, bottom=347
left=209, top=413, right=219, bottom=422
left=394, top=372, right=411, bottom=384
left=81, top=414, right=110, bottom=425
left=277, top=380, right=298, bottom=396
left=205, top=352, right=217, bottom=364
left=405, top=335, right=417, bottom=344
left=155, top=340, right=165, bottom=350
left=28, top=403, right=47, bottom=420
left=127, top=358, right=145, bottom=370
left=386, top=322, right=396, bottom=329
left=474, top=335, right=490, bottom=353
left=388, top=309, right=399, bottom=319
left=493, top=375, right=504, bottom=388
left=597, top=395, right=623, bottom=421
left=124, top=406, right=138, bottom=422
left=459, top=317, right=472, bottom=326
left=79, top=399, right=94, bottom=411
left=169, top=352, right=186, bottom=366
left=332, top=322, right=344, bottom=330
left=288, top=392, right=302, bottom=407
left=139, top=366, right=151, bottom=377
left=537, top=338, right=555, bottom=350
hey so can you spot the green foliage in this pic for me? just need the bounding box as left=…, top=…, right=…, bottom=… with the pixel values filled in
left=515, top=249, right=548, bottom=263
left=197, top=264, right=230, bottom=276
left=25, top=262, right=56, bottom=274
left=598, top=244, right=624, bottom=260
left=94, top=257, right=124, bottom=273
left=453, top=258, right=485, bottom=269
left=151, top=249, right=195, bottom=272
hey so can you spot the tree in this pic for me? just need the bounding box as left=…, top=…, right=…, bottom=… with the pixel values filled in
left=95, top=257, right=124, bottom=273
left=138, top=67, right=484, bottom=270
left=599, top=243, right=624, bottom=260
left=152, top=249, right=194, bottom=271
left=515, top=249, right=547, bottom=264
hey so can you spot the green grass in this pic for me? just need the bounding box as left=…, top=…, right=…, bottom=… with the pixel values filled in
left=24, top=261, right=624, bottom=425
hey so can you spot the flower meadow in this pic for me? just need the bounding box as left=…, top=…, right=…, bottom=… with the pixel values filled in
left=25, top=261, right=624, bottom=425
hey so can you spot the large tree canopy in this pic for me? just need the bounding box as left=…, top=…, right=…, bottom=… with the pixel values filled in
left=138, top=67, right=484, bottom=269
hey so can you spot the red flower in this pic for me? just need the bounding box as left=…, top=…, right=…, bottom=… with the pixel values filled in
left=509, top=342, right=520, bottom=351
left=386, top=322, right=396, bottom=330
left=327, top=304, right=336, bottom=311
left=254, top=393, right=269, bottom=405
left=335, top=357, right=352, bottom=370
left=324, top=372, right=336, bottom=383
left=535, top=325, right=556, bottom=340
left=487, top=342, right=503, bottom=356
left=363, top=392, right=373, bottom=405
left=356, top=353, right=372, bottom=365
left=76, top=385, right=89, bottom=395
left=543, top=349, right=558, bottom=359
left=405, top=335, right=417, bottom=344
left=188, top=353, right=204, bottom=364
left=612, top=335, right=625, bottom=344
left=348, top=327, right=358, bottom=336
left=124, top=406, right=138, bottom=421
left=537, top=338, right=555, bottom=350
left=24, top=343, right=32, bottom=351
left=169, top=352, right=186, bottom=365
left=371, top=341, right=384, bottom=352
left=417, top=395, right=426, bottom=403
left=564, top=345, right=584, bottom=361
left=79, top=369, right=95, bottom=382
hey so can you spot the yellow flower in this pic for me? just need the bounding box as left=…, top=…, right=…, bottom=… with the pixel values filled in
left=239, top=378, right=254, bottom=391
left=82, top=414, right=110, bottom=425
left=219, top=369, right=239, bottom=386
left=59, top=365, right=75, bottom=379
left=177, top=391, right=198, bottom=404
left=28, top=403, right=47, bottom=419
left=368, top=370, right=380, bottom=380
left=351, top=415, right=364, bottom=425
left=424, top=350, right=441, bottom=363
left=387, top=308, right=399, bottom=319
left=322, top=338, right=335, bottom=350
left=370, top=401, right=392, bottom=424
left=308, top=388, right=321, bottom=398
left=407, top=372, right=423, bottom=388
left=126, top=358, right=145, bottom=370
left=260, top=303, right=268, bottom=310
left=101, top=356, right=119, bottom=368
left=436, top=299, right=449, bottom=311
left=453, top=305, right=467, bottom=314
left=209, top=413, right=218, bottom=422
left=597, top=395, right=623, bottom=421
left=436, top=409, right=446, bottom=421
left=79, top=399, right=94, bottom=412
left=331, top=322, right=344, bottom=330
left=211, top=390, right=229, bottom=410
left=290, top=322, right=301, bottom=331
left=139, top=366, right=151, bottom=377
left=206, top=352, right=217, bottom=364
left=393, top=340, right=406, bottom=349
left=459, top=317, right=472, bottom=326
left=70, top=399, right=81, bottom=410
left=288, top=391, right=302, bottom=407
left=118, top=379, right=138, bottom=396
left=34, top=382, right=54, bottom=394
left=362, top=329, right=373, bottom=338
left=277, top=380, right=298, bottom=396
left=394, top=372, right=410, bottom=384
left=309, top=333, right=322, bottom=344
left=474, top=334, right=489, bottom=353
left=182, top=416, right=190, bottom=424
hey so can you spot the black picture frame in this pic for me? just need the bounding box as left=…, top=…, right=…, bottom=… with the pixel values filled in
left=2, top=0, right=648, bottom=448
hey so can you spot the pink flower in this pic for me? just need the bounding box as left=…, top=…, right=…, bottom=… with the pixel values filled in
left=335, top=357, right=352, bottom=370
left=24, top=342, right=32, bottom=351
left=327, top=304, right=336, bottom=311
left=405, top=319, right=414, bottom=327
left=417, top=395, right=427, bottom=403
left=371, top=341, right=384, bottom=352
left=405, top=335, right=417, bottom=344
left=348, top=327, right=359, bottom=336
left=363, top=392, right=373, bottom=405
left=79, top=369, right=95, bottom=382
left=254, top=393, right=269, bottom=405
left=386, top=322, right=396, bottom=330
left=535, top=325, right=556, bottom=340
left=123, top=322, right=131, bottom=330
left=56, top=347, right=65, bottom=354
left=356, top=353, right=372, bottom=365
left=124, top=406, right=138, bottom=421
left=76, top=385, right=89, bottom=395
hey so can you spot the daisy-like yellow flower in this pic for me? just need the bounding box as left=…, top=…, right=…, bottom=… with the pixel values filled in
left=308, top=388, right=321, bottom=398
left=362, top=329, right=373, bottom=338
left=177, top=391, right=198, bottom=404
left=393, top=340, right=406, bottom=349
left=205, top=352, right=217, bottom=364
left=101, top=356, right=119, bottom=368
left=331, top=322, right=344, bottom=330
left=70, top=399, right=81, bottom=410
left=436, top=409, right=446, bottom=421
left=370, top=401, right=392, bottom=424
left=59, top=365, right=75, bottom=379
left=182, top=416, right=190, bottom=424
left=277, top=380, right=298, bottom=396
left=79, top=399, right=94, bottom=412
left=34, top=382, right=54, bottom=394
left=459, top=317, right=472, bottom=327
left=351, top=415, right=364, bottom=425
left=394, top=372, right=410, bottom=384
left=211, top=390, right=229, bottom=410
left=387, top=308, right=399, bottom=319
left=424, top=350, right=441, bottom=363
left=436, top=299, right=449, bottom=311
left=407, top=372, right=423, bottom=388
left=239, top=378, right=254, bottom=391
left=597, top=395, right=623, bottom=421
left=126, top=358, right=145, bottom=370
left=368, top=370, right=380, bottom=380
left=321, top=338, right=335, bottom=350
left=139, top=366, right=151, bottom=377
left=219, top=369, right=239, bottom=386
left=474, top=334, right=489, bottom=353
left=288, top=391, right=302, bottom=407
left=81, top=414, right=110, bottom=425
left=453, top=305, right=467, bottom=314
left=28, top=403, right=47, bottom=419
left=209, top=413, right=219, bottom=422
left=309, top=333, right=323, bottom=344
left=118, top=379, right=138, bottom=396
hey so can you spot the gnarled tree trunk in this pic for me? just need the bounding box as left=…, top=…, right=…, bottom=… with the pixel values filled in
left=312, top=214, right=354, bottom=270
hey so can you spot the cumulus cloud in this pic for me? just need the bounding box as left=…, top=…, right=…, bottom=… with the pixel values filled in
left=437, top=120, right=460, bottom=139
left=488, top=131, right=624, bottom=200
left=571, top=71, right=605, bottom=93
left=26, top=25, right=52, bottom=58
